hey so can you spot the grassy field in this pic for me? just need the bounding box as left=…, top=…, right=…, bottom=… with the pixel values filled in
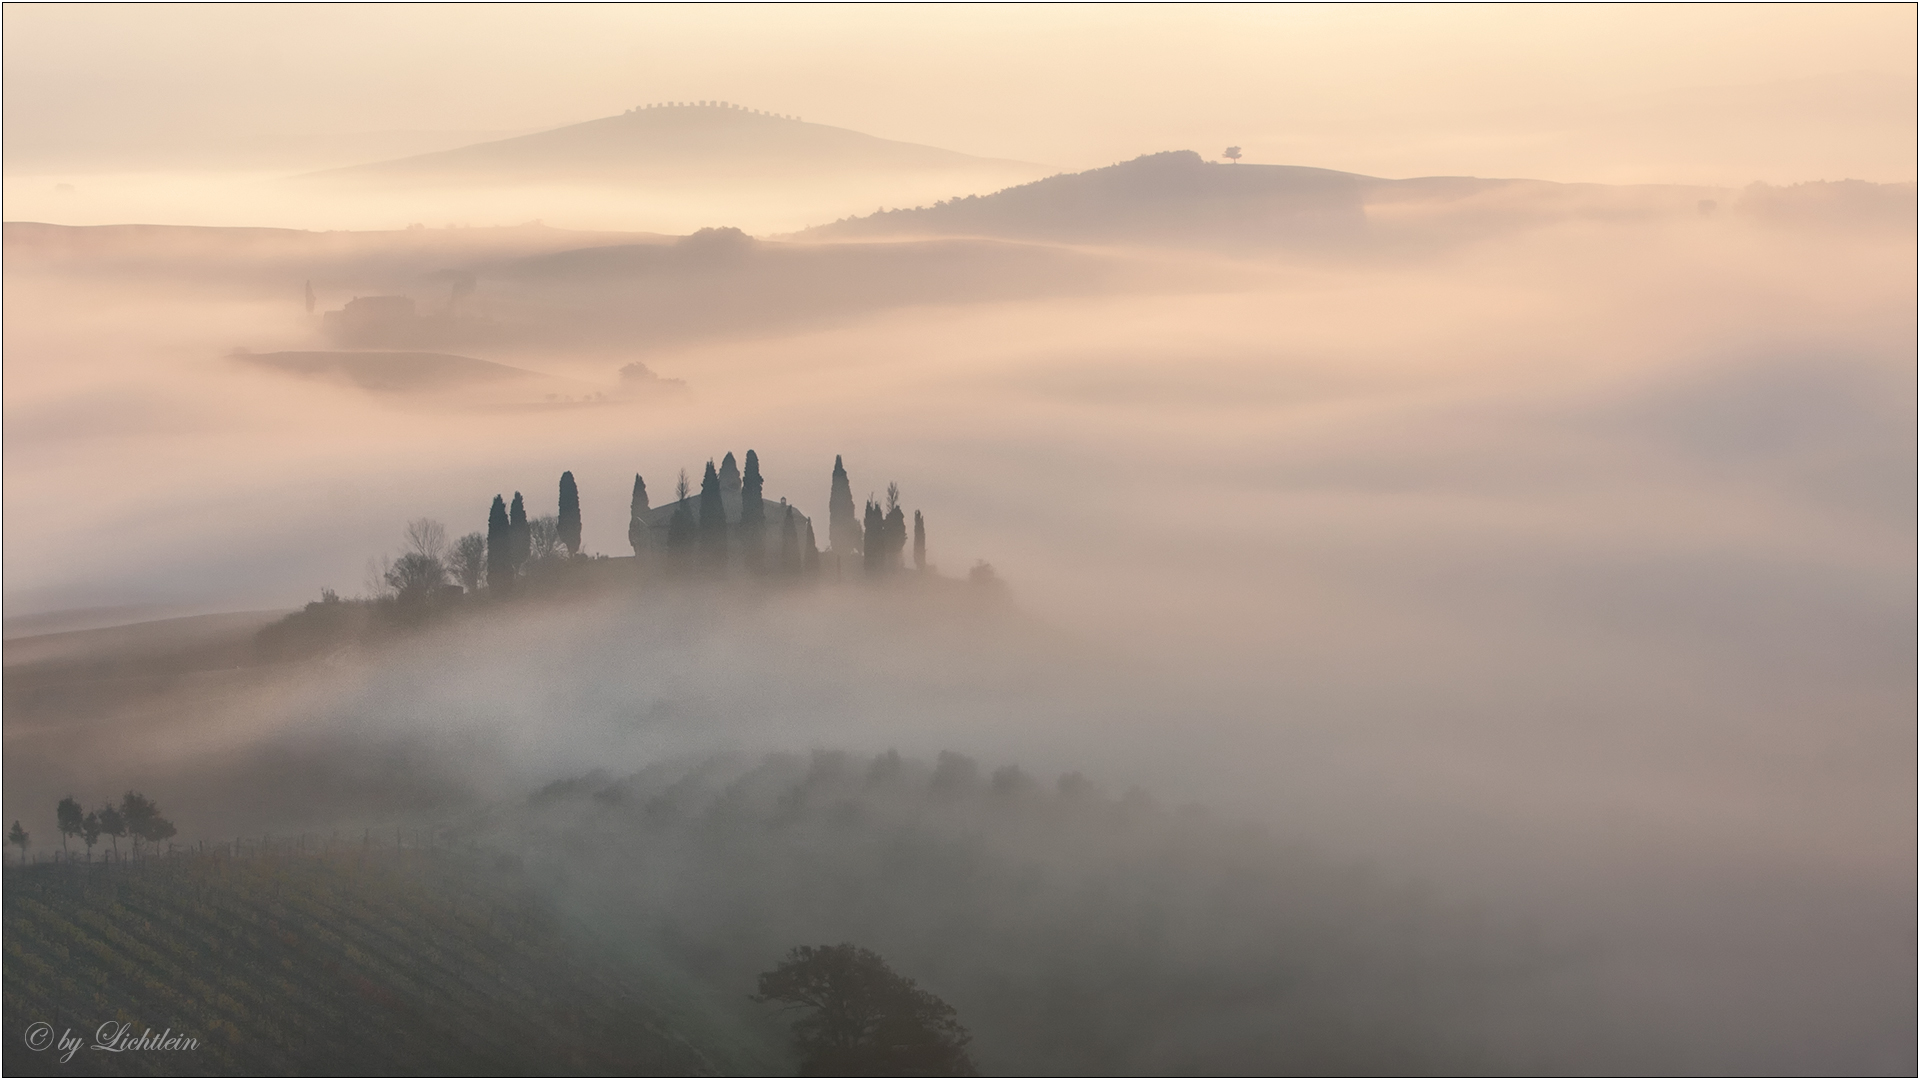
left=2, top=849, right=767, bottom=1076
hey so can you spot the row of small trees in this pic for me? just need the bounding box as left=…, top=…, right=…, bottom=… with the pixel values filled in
left=7, top=793, right=179, bottom=865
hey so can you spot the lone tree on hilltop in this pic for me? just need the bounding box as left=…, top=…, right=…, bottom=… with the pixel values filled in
left=7, top=822, right=26, bottom=866
left=558, top=471, right=582, bottom=556
left=508, top=493, right=531, bottom=575
left=698, top=460, right=729, bottom=570
left=754, top=943, right=975, bottom=1076
left=56, top=796, right=82, bottom=859
left=1224, top=146, right=1242, bottom=163
left=741, top=450, right=767, bottom=572
left=486, top=496, right=512, bottom=591
left=629, top=474, right=651, bottom=556
left=830, top=456, right=860, bottom=556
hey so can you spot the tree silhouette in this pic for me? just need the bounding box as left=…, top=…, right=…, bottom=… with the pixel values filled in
left=884, top=484, right=907, bottom=570
left=668, top=470, right=695, bottom=561
left=741, top=450, right=767, bottom=573
left=486, top=496, right=512, bottom=591
left=629, top=474, right=651, bottom=556
left=97, top=804, right=126, bottom=859
left=558, top=471, right=582, bottom=556
left=508, top=493, right=531, bottom=575
left=1224, top=146, right=1242, bottom=163
left=830, top=456, right=860, bottom=556
left=452, top=532, right=487, bottom=592
left=803, top=518, right=820, bottom=574
left=119, top=792, right=176, bottom=859
left=698, top=460, right=729, bottom=571
left=80, top=810, right=101, bottom=861
left=753, top=944, right=975, bottom=1076
left=913, top=510, right=926, bottom=571
left=780, top=502, right=800, bottom=574
left=56, top=796, right=82, bottom=859
left=8, top=821, right=27, bottom=865
left=863, top=499, right=885, bottom=573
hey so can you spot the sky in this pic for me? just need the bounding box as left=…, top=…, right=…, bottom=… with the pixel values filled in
left=5, top=3, right=1915, bottom=185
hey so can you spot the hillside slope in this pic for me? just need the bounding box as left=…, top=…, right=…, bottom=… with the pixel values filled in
left=310, top=103, right=1039, bottom=188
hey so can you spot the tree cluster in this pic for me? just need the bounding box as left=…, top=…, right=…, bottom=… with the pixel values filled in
left=755, top=943, right=975, bottom=1076
left=46, top=792, right=177, bottom=862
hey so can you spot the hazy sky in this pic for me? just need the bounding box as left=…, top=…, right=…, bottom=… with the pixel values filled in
left=6, top=3, right=1914, bottom=184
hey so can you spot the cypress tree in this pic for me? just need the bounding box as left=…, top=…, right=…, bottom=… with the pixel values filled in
left=740, top=449, right=766, bottom=572
left=803, top=518, right=820, bottom=574
left=779, top=502, right=799, bottom=574
left=698, top=460, right=728, bottom=571
left=629, top=474, right=650, bottom=555
left=486, top=495, right=511, bottom=591
left=718, top=452, right=742, bottom=497
left=508, top=492, right=530, bottom=575
left=884, top=483, right=907, bottom=569
left=913, top=510, right=926, bottom=571
left=829, top=455, right=859, bottom=555
left=863, top=498, right=885, bottom=574
left=558, top=471, right=582, bottom=556
left=667, top=469, right=695, bottom=563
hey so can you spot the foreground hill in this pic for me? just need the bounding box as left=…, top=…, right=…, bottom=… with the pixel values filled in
left=2, top=851, right=755, bottom=1075
left=308, top=102, right=1041, bottom=189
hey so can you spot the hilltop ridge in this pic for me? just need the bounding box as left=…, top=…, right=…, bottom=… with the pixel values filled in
left=307, top=102, right=1041, bottom=188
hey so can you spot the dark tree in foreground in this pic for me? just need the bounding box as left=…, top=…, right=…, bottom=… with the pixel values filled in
left=629, top=474, right=650, bottom=556
left=56, top=796, right=82, bottom=858
left=830, top=456, right=859, bottom=556
left=741, top=449, right=766, bottom=572
left=8, top=821, right=27, bottom=865
left=754, top=944, right=975, bottom=1077
left=486, top=496, right=512, bottom=591
left=913, top=510, right=926, bottom=571
left=558, top=471, right=582, bottom=556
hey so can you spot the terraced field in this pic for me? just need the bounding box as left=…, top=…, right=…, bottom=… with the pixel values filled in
left=2, top=851, right=757, bottom=1076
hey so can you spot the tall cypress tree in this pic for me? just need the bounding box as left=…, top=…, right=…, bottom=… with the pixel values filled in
left=883, top=483, right=906, bottom=569
left=913, top=510, right=926, bottom=571
left=698, top=460, right=729, bottom=571
left=718, top=452, right=742, bottom=497
left=486, top=495, right=511, bottom=591
left=667, top=469, right=695, bottom=564
left=740, top=449, right=766, bottom=573
left=863, top=498, right=885, bottom=574
left=629, top=474, right=650, bottom=555
left=829, top=455, right=859, bottom=555
left=508, top=492, right=530, bottom=575
left=558, top=471, right=582, bottom=557
left=778, top=502, right=794, bottom=573
left=803, top=518, right=820, bottom=575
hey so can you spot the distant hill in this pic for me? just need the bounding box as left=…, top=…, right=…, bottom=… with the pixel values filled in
left=237, top=350, right=569, bottom=394
left=797, top=150, right=1758, bottom=250
left=307, top=102, right=1040, bottom=188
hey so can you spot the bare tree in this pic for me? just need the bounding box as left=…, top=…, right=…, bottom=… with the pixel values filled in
left=405, top=518, right=449, bottom=561
left=451, top=532, right=487, bottom=592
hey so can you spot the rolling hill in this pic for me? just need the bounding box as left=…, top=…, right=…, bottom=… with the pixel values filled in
left=307, top=102, right=1042, bottom=189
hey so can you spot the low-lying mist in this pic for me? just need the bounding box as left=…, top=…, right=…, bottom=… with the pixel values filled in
left=5, top=200, right=1913, bottom=1071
